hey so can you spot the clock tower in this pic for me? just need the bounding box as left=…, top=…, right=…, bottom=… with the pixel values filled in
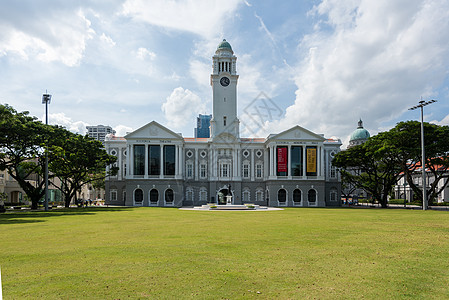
left=210, top=39, right=239, bottom=139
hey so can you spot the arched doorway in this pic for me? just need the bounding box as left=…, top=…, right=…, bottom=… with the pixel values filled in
left=293, top=189, right=302, bottom=205
left=165, top=189, right=174, bottom=205
left=278, top=189, right=287, bottom=206
left=217, top=187, right=232, bottom=205
left=150, top=189, right=158, bottom=205
left=308, top=189, right=317, bottom=205
left=134, top=188, right=143, bottom=206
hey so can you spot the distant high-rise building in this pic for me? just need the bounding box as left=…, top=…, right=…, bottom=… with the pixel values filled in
left=86, top=125, right=116, bottom=142
left=195, top=114, right=212, bottom=138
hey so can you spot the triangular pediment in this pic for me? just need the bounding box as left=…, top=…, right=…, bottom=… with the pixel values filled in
left=267, top=125, right=326, bottom=142
left=125, top=121, right=183, bottom=140
left=212, top=132, right=238, bottom=144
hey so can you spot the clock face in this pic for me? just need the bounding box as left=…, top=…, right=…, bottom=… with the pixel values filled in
left=220, top=77, right=230, bottom=87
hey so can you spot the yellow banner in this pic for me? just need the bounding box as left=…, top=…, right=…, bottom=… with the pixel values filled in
left=307, top=148, right=317, bottom=173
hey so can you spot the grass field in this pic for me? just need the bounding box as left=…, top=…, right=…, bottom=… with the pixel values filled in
left=1, top=207, right=449, bottom=299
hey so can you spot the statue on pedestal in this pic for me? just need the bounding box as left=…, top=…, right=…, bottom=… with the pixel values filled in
left=226, top=184, right=232, bottom=205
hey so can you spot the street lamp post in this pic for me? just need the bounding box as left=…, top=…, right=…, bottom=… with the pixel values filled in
left=408, top=99, right=436, bottom=210
left=42, top=93, right=52, bottom=211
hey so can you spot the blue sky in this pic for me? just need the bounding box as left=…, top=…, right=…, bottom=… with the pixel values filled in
left=1, top=0, right=449, bottom=147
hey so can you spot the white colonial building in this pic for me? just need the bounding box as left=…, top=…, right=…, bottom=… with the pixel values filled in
left=104, top=39, right=342, bottom=207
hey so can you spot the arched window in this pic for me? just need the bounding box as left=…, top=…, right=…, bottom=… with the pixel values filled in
left=185, top=188, right=193, bottom=203
left=330, top=188, right=338, bottom=202
left=255, top=189, right=264, bottom=202
left=278, top=189, right=287, bottom=205
left=109, top=185, right=117, bottom=202
left=134, top=188, right=143, bottom=205
left=165, top=189, right=174, bottom=204
left=110, top=189, right=117, bottom=202
left=242, top=188, right=250, bottom=202
left=308, top=189, right=317, bottom=204
left=150, top=189, right=159, bottom=205
left=293, top=189, right=301, bottom=205
left=199, top=188, right=207, bottom=202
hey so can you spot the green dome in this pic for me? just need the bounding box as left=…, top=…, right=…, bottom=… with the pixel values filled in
left=350, top=119, right=370, bottom=141
left=350, top=128, right=370, bottom=141
left=217, top=39, right=232, bottom=51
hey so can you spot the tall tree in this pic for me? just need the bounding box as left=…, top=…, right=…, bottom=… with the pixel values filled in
left=49, top=128, right=117, bottom=207
left=389, top=121, right=449, bottom=205
left=0, top=104, right=51, bottom=209
left=333, top=132, right=403, bottom=208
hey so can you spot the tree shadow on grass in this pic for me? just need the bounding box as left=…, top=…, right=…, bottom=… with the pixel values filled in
left=0, top=207, right=135, bottom=225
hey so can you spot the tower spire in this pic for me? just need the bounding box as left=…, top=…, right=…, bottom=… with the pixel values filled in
left=210, top=39, right=239, bottom=139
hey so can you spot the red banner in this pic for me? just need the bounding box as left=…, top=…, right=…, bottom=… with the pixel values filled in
left=277, top=147, right=287, bottom=172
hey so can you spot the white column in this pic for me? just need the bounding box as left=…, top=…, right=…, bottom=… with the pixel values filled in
left=264, top=148, right=268, bottom=180
left=194, top=148, right=199, bottom=181
left=320, top=146, right=325, bottom=178
left=178, top=145, right=184, bottom=179
left=250, top=149, right=255, bottom=181
left=211, top=148, right=216, bottom=179
left=175, top=145, right=179, bottom=176
left=214, top=149, right=218, bottom=178
left=209, top=148, right=213, bottom=179
left=237, top=148, right=241, bottom=179
left=144, top=144, right=149, bottom=178
left=129, top=144, right=133, bottom=178
left=118, top=147, right=122, bottom=180
left=303, top=146, right=307, bottom=178
left=287, top=145, right=291, bottom=178
left=160, top=145, right=164, bottom=179
left=269, top=146, right=272, bottom=176
left=233, top=148, right=237, bottom=178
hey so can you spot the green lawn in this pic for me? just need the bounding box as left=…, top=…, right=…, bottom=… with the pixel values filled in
left=1, top=207, right=448, bottom=299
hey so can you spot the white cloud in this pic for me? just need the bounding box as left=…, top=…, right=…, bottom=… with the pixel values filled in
left=193, top=39, right=224, bottom=60
left=100, top=33, right=116, bottom=47
left=236, top=54, right=262, bottom=100
left=121, top=0, right=243, bottom=38
left=114, top=124, right=133, bottom=136
left=272, top=0, right=449, bottom=141
left=0, top=9, right=94, bottom=66
left=48, top=113, right=133, bottom=138
left=438, top=115, right=449, bottom=126
left=161, top=87, right=206, bottom=131
left=430, top=113, right=449, bottom=126
left=49, top=112, right=89, bottom=134
left=164, top=71, right=181, bottom=81
left=135, top=47, right=156, bottom=60
left=189, top=59, right=210, bottom=88
left=254, top=13, right=276, bottom=46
